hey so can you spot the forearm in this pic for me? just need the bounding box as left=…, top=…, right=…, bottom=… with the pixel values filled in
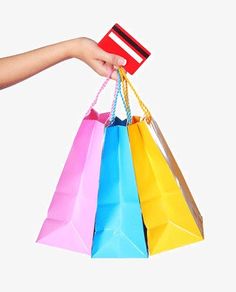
left=0, top=39, right=75, bottom=89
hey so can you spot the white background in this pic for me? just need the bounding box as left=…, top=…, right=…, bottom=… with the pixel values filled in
left=0, top=0, right=235, bottom=291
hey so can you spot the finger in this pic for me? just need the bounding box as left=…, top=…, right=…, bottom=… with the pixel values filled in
left=91, top=60, right=117, bottom=80
left=111, top=70, right=118, bottom=80
left=98, top=49, right=127, bottom=67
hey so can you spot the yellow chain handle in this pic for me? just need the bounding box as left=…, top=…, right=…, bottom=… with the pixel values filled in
left=118, top=67, right=152, bottom=124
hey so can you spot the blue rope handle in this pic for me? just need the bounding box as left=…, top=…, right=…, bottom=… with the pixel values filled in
left=109, top=70, right=132, bottom=125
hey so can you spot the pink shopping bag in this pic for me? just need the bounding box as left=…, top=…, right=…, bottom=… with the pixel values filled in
left=37, top=75, right=113, bottom=254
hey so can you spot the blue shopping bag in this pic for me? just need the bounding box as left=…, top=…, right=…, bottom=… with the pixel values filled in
left=91, top=72, right=148, bottom=258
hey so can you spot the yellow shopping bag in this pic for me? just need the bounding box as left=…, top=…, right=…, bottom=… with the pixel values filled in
left=119, top=68, right=204, bottom=255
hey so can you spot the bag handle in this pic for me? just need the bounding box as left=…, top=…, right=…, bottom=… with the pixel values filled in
left=86, top=69, right=114, bottom=116
left=118, top=67, right=152, bottom=124
left=107, top=69, right=132, bottom=126
left=117, top=69, right=132, bottom=124
left=120, top=73, right=130, bottom=116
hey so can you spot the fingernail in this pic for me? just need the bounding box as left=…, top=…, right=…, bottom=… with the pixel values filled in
left=118, top=58, right=127, bottom=66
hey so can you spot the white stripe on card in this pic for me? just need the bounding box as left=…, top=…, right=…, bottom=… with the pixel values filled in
left=108, top=31, right=143, bottom=63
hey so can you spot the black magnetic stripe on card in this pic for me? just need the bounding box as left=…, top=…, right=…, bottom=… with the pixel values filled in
left=113, top=25, right=150, bottom=59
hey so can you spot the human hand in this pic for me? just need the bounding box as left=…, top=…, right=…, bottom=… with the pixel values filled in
left=67, top=37, right=127, bottom=80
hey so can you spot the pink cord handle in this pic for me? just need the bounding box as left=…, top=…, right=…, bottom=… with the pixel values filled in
left=86, top=69, right=114, bottom=116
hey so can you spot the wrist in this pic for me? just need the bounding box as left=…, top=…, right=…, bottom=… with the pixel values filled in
left=64, top=38, right=84, bottom=59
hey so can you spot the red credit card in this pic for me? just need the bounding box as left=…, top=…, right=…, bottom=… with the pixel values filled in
left=98, top=23, right=151, bottom=74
